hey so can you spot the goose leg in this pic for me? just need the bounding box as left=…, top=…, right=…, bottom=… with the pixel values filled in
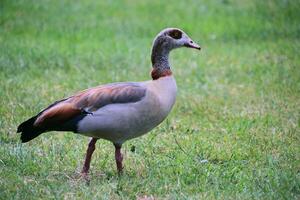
left=81, top=138, right=98, bottom=176
left=114, top=144, right=123, bottom=174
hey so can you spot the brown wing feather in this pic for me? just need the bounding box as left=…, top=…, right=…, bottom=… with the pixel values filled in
left=33, top=83, right=146, bottom=130
left=34, top=103, right=82, bottom=128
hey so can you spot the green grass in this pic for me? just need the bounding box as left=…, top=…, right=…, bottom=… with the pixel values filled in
left=1, top=0, right=299, bottom=199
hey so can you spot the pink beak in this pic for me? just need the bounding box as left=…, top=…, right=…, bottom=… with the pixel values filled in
left=184, top=40, right=201, bottom=50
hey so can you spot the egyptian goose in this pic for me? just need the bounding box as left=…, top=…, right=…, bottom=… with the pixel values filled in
left=17, top=28, right=200, bottom=176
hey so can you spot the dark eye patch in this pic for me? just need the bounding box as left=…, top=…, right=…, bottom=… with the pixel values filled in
left=168, top=30, right=182, bottom=39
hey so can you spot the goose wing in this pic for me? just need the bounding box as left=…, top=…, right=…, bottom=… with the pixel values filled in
left=18, top=82, right=146, bottom=137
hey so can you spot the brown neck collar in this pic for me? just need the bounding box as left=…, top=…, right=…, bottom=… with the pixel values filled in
left=151, top=68, right=172, bottom=80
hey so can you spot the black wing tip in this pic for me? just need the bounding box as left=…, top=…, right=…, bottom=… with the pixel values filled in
left=17, top=123, right=25, bottom=133
left=17, top=115, right=43, bottom=143
left=20, top=132, right=36, bottom=143
left=19, top=129, right=43, bottom=143
left=20, top=133, right=28, bottom=143
left=17, top=116, right=36, bottom=132
left=17, top=127, right=21, bottom=133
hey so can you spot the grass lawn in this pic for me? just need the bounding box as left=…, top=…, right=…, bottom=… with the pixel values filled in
left=0, top=0, right=299, bottom=199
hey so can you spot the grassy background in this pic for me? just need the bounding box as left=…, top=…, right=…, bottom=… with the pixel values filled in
left=0, top=0, right=299, bottom=199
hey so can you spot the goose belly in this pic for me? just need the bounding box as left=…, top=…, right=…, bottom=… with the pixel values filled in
left=76, top=97, right=169, bottom=144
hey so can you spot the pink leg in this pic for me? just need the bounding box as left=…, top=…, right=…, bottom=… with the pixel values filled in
left=114, top=144, right=123, bottom=174
left=81, top=138, right=98, bottom=175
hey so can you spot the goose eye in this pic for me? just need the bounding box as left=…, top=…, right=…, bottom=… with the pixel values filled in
left=168, top=30, right=182, bottom=39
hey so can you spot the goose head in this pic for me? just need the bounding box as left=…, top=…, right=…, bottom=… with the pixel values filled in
left=152, top=28, right=201, bottom=52
left=151, top=28, right=200, bottom=72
